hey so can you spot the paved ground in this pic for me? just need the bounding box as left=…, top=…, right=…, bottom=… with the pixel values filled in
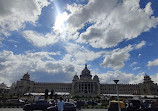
left=80, top=109, right=108, bottom=111
left=0, top=108, right=108, bottom=111
left=0, top=108, right=22, bottom=111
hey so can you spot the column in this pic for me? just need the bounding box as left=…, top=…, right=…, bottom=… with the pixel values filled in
left=91, top=84, right=93, bottom=93
left=83, top=83, right=85, bottom=93
left=85, top=83, right=87, bottom=93
left=84, top=83, right=86, bottom=93
left=82, top=83, right=83, bottom=93
left=93, top=83, right=95, bottom=93
left=79, top=84, right=80, bottom=93
left=88, top=83, right=90, bottom=93
left=89, top=83, right=91, bottom=93
left=90, top=83, right=92, bottom=93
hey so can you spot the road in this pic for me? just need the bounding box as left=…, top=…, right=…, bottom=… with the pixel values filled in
left=0, top=108, right=108, bottom=111
left=80, top=109, right=108, bottom=111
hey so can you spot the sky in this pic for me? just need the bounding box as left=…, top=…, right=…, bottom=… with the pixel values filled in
left=0, top=0, right=158, bottom=86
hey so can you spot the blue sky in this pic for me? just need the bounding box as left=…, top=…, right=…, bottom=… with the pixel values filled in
left=0, top=0, right=158, bottom=86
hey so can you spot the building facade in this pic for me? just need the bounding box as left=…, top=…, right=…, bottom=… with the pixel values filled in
left=71, top=65, right=100, bottom=97
left=11, top=65, right=158, bottom=97
left=0, top=83, right=9, bottom=94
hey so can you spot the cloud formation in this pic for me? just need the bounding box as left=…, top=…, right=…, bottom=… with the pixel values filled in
left=23, top=30, right=58, bottom=47
left=101, top=45, right=132, bottom=69
left=64, top=42, right=105, bottom=65
left=148, top=59, right=158, bottom=67
left=1, top=48, right=157, bottom=86
left=98, top=70, right=144, bottom=84
left=135, top=41, right=146, bottom=49
left=130, top=62, right=138, bottom=67
left=62, top=0, right=158, bottom=48
left=0, top=50, right=76, bottom=85
left=0, top=45, right=105, bottom=86
left=101, top=40, right=146, bottom=70
left=151, top=73, right=158, bottom=83
left=0, top=0, right=49, bottom=36
left=133, top=67, right=141, bottom=70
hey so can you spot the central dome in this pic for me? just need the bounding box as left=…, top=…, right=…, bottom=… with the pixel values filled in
left=80, top=64, right=92, bottom=80
left=81, top=65, right=90, bottom=76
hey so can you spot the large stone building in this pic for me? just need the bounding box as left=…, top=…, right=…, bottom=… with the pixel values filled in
left=11, top=65, right=158, bottom=97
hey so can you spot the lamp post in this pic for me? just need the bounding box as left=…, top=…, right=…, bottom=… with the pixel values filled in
left=114, top=80, right=121, bottom=111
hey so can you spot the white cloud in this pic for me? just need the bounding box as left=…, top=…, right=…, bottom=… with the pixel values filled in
left=151, top=73, right=158, bottom=83
left=0, top=50, right=75, bottom=86
left=130, top=62, right=137, bottom=67
left=138, top=54, right=141, bottom=57
left=98, top=70, right=144, bottom=84
left=23, top=30, right=58, bottom=47
left=135, top=41, right=146, bottom=49
left=101, top=40, right=147, bottom=70
left=66, top=0, right=117, bottom=29
left=101, top=45, right=133, bottom=69
left=133, top=67, right=140, bottom=70
left=0, top=0, right=49, bottom=36
left=61, top=0, right=158, bottom=48
left=64, top=42, right=105, bottom=65
left=1, top=49, right=157, bottom=86
left=148, top=59, right=158, bottom=67
left=53, top=12, right=69, bottom=33
left=0, top=47, right=104, bottom=86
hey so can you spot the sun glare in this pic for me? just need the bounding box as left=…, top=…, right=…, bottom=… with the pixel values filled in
left=53, top=12, right=68, bottom=32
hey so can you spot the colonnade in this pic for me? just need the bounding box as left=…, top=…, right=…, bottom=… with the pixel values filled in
left=78, top=82, right=95, bottom=94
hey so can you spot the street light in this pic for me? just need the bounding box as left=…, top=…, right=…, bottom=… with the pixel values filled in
left=114, top=80, right=121, bottom=111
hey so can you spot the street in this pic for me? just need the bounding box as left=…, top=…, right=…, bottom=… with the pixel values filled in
left=80, top=109, right=108, bottom=111
left=0, top=108, right=108, bottom=111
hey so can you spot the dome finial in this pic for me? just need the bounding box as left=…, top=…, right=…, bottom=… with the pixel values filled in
left=85, top=64, right=87, bottom=68
left=145, top=72, right=147, bottom=76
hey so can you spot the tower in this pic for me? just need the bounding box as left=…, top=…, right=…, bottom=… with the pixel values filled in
left=15, top=72, right=34, bottom=95
left=139, top=74, right=158, bottom=95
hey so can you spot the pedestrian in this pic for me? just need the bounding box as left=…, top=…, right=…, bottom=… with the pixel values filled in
left=77, top=100, right=81, bottom=110
left=58, top=97, right=64, bottom=111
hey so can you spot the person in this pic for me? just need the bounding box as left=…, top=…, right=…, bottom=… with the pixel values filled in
left=142, top=101, right=149, bottom=111
left=51, top=99, right=55, bottom=106
left=58, top=98, right=64, bottom=111
left=38, top=95, right=41, bottom=100
left=76, top=100, right=81, bottom=110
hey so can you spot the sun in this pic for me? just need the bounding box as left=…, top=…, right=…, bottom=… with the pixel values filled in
left=53, top=12, right=68, bottom=32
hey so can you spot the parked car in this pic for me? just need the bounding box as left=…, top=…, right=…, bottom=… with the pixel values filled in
left=47, top=102, right=76, bottom=111
left=87, top=100, right=98, bottom=106
left=23, top=100, right=51, bottom=111
left=9, top=99, right=25, bottom=105
left=127, top=100, right=142, bottom=111
left=108, top=100, right=126, bottom=111
left=151, top=101, right=158, bottom=111
left=75, top=100, right=87, bottom=109
left=141, top=100, right=152, bottom=111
